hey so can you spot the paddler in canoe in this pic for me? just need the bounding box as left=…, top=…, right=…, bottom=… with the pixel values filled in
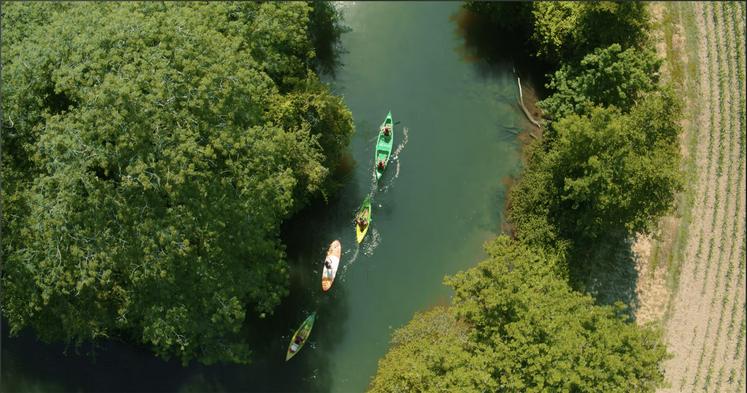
left=356, top=209, right=369, bottom=230
left=286, top=312, right=316, bottom=361
left=374, top=111, right=394, bottom=181
left=355, top=196, right=372, bottom=244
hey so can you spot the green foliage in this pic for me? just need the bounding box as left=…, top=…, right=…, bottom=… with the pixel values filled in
left=540, top=44, right=662, bottom=122
left=368, top=307, right=493, bottom=393
left=530, top=2, right=584, bottom=63
left=532, top=2, right=649, bottom=63
left=0, top=2, right=68, bottom=57
left=1, top=2, right=352, bottom=365
left=464, top=1, right=651, bottom=63
left=511, top=91, right=682, bottom=243
left=544, top=90, right=682, bottom=240
left=506, top=143, right=568, bottom=254
left=369, top=237, right=669, bottom=392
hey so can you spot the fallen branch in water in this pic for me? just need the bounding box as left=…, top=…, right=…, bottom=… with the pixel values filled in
left=516, top=76, right=542, bottom=130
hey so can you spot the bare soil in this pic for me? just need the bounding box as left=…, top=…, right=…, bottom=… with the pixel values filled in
left=639, top=2, right=747, bottom=392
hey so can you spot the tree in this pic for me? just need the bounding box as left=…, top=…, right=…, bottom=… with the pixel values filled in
left=1, top=2, right=353, bottom=365
left=368, top=307, right=494, bottom=393
left=543, top=90, right=682, bottom=240
left=368, top=237, right=669, bottom=392
left=506, top=142, right=568, bottom=254
left=531, top=2, right=649, bottom=63
left=540, top=44, right=662, bottom=122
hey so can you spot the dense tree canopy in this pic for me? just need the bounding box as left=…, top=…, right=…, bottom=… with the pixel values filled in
left=531, top=2, right=649, bottom=63
left=369, top=237, right=668, bottom=393
left=540, top=43, right=662, bottom=122
left=366, top=307, right=488, bottom=393
left=1, top=2, right=353, bottom=364
left=512, top=91, right=682, bottom=242
left=463, top=1, right=650, bottom=64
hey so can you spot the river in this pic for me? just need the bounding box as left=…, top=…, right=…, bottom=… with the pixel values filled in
left=1, top=2, right=526, bottom=392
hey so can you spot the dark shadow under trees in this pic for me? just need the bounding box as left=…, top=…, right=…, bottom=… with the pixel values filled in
left=566, top=231, right=640, bottom=320
left=453, top=3, right=551, bottom=97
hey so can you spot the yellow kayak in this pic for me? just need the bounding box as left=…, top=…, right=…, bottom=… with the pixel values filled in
left=355, top=196, right=372, bottom=244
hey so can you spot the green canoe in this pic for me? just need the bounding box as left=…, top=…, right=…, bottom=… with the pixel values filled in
left=286, top=312, right=316, bottom=361
left=374, top=111, right=394, bottom=181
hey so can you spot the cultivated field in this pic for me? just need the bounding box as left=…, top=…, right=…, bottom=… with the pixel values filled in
left=642, top=2, right=746, bottom=392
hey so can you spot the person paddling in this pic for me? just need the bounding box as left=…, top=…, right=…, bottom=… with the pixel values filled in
left=290, top=333, right=304, bottom=353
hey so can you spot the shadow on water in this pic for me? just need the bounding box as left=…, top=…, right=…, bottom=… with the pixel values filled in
left=1, top=156, right=359, bottom=393
left=2, top=268, right=353, bottom=393
left=309, top=2, right=350, bottom=79
left=451, top=5, right=549, bottom=149
left=451, top=7, right=551, bottom=98
left=566, top=231, right=640, bottom=320
left=1, top=322, right=191, bottom=392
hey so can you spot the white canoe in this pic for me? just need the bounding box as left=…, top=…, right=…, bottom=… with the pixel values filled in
left=322, top=240, right=341, bottom=292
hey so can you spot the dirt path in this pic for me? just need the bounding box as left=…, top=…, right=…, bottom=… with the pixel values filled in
left=642, top=2, right=746, bottom=392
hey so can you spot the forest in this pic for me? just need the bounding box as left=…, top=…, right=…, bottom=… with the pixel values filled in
left=1, top=2, right=352, bottom=365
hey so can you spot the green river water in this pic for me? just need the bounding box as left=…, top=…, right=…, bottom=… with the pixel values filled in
left=1, top=2, right=527, bottom=392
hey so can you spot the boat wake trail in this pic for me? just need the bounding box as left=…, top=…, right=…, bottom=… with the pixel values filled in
left=378, top=127, right=409, bottom=193
left=391, top=127, right=409, bottom=160
left=341, top=245, right=360, bottom=275
left=369, top=167, right=378, bottom=190
left=363, top=228, right=381, bottom=256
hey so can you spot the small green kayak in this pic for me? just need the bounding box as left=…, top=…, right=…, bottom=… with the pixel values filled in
left=374, top=111, right=394, bottom=181
left=286, top=312, right=316, bottom=361
left=355, top=195, right=372, bottom=244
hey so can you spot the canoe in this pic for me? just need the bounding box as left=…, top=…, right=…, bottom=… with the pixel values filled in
left=374, top=111, right=394, bottom=181
left=355, top=195, right=372, bottom=244
left=286, top=312, right=316, bottom=361
left=321, top=240, right=341, bottom=292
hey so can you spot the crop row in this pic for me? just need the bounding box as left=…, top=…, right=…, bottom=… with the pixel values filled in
left=687, top=2, right=746, bottom=391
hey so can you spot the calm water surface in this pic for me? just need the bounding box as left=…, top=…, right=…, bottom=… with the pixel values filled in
left=1, top=2, right=525, bottom=392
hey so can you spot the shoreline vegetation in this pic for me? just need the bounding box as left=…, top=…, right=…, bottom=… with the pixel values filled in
left=2, top=2, right=742, bottom=391
left=369, top=2, right=685, bottom=392
left=1, top=2, right=352, bottom=365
